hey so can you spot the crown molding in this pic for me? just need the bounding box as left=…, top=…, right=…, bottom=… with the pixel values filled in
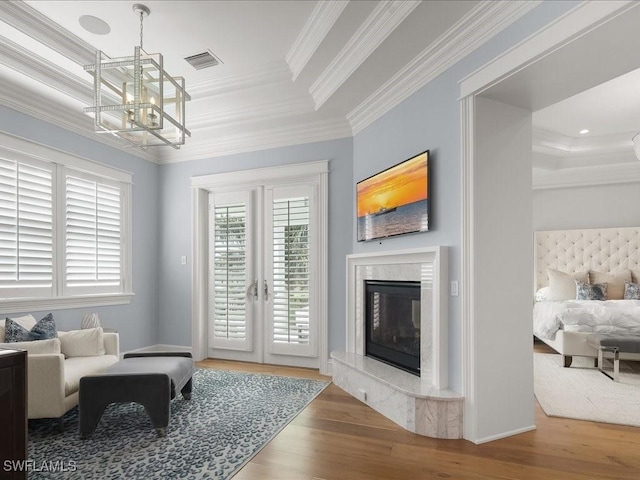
left=189, top=95, right=313, bottom=130
left=309, top=0, right=420, bottom=110
left=188, top=61, right=292, bottom=99
left=533, top=162, right=640, bottom=190
left=286, top=1, right=349, bottom=81
left=347, top=0, right=541, bottom=134
left=0, top=81, right=157, bottom=164
left=533, top=127, right=634, bottom=157
left=0, top=34, right=95, bottom=104
left=0, top=0, right=95, bottom=65
left=159, top=118, right=352, bottom=163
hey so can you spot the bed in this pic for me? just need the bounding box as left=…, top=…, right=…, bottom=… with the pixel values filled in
left=534, top=226, right=640, bottom=367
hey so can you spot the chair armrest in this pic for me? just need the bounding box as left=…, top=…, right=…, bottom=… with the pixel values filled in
left=27, top=353, right=66, bottom=418
left=104, top=332, right=120, bottom=357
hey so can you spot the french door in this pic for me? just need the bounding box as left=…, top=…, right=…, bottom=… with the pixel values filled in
left=208, top=183, right=318, bottom=368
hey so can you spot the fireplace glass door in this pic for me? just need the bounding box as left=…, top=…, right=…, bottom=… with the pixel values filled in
left=365, top=280, right=421, bottom=375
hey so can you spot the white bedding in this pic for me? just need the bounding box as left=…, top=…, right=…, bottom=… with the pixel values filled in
left=533, top=300, right=640, bottom=340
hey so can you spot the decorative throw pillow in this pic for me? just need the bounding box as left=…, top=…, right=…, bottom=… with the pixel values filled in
left=575, top=280, right=607, bottom=300
left=624, top=281, right=640, bottom=300
left=59, top=327, right=105, bottom=357
left=589, top=271, right=631, bottom=300
left=0, top=337, right=61, bottom=355
left=547, top=269, right=589, bottom=301
left=0, top=314, right=37, bottom=343
left=535, top=287, right=551, bottom=302
left=5, top=313, right=57, bottom=343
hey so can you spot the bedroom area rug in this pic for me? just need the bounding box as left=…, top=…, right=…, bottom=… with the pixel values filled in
left=534, top=353, right=640, bottom=427
left=27, top=368, right=329, bottom=479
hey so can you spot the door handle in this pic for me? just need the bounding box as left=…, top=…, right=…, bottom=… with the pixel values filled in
left=248, top=278, right=258, bottom=300
left=264, top=280, right=269, bottom=301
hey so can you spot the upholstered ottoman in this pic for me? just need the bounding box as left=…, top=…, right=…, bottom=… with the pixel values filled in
left=590, top=335, right=640, bottom=382
left=79, top=352, right=194, bottom=438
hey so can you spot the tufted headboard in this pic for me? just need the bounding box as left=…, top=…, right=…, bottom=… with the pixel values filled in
left=535, top=226, right=640, bottom=290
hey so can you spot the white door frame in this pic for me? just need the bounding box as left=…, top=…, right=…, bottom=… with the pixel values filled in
left=459, top=1, right=638, bottom=443
left=190, top=160, right=329, bottom=374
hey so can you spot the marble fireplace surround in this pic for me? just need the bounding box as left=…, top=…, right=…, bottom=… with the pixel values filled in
left=331, top=247, right=463, bottom=439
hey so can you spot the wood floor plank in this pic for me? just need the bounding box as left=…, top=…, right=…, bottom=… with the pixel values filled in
left=196, top=358, right=640, bottom=479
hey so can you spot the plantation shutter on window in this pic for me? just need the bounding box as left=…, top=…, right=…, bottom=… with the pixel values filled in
left=0, top=157, right=53, bottom=296
left=65, top=173, right=121, bottom=294
left=271, top=196, right=310, bottom=345
left=212, top=202, right=248, bottom=341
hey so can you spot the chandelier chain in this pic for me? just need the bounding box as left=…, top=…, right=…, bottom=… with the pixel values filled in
left=139, top=10, right=144, bottom=49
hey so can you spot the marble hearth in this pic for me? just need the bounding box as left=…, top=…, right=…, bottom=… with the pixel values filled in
left=331, top=247, right=463, bottom=439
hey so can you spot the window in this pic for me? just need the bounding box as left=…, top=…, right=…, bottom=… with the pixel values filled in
left=0, top=132, right=132, bottom=312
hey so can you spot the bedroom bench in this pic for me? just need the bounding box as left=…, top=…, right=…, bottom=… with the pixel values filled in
left=590, top=335, right=640, bottom=382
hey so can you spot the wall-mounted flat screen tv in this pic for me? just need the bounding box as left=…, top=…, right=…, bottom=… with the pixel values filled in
left=356, top=150, right=429, bottom=242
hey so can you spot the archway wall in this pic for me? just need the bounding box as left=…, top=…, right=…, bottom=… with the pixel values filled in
left=461, top=1, right=640, bottom=443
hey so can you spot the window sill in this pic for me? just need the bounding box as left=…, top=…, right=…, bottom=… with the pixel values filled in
left=0, top=293, right=134, bottom=315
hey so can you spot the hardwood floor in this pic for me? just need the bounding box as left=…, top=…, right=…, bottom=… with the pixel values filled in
left=197, top=357, right=640, bottom=479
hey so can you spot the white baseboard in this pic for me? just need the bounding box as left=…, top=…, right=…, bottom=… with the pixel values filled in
left=472, top=424, right=536, bottom=444
left=121, top=344, right=193, bottom=358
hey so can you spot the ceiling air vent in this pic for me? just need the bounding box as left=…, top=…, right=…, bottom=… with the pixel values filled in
left=184, top=50, right=222, bottom=70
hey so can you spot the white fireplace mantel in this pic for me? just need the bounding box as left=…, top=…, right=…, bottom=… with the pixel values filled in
left=331, top=246, right=463, bottom=439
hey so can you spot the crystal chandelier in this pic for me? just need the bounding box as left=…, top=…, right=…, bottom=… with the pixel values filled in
left=83, top=4, right=190, bottom=149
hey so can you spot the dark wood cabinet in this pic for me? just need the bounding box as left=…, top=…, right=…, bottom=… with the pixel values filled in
left=0, top=349, right=27, bottom=480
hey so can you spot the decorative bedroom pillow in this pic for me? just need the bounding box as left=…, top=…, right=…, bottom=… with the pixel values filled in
left=0, top=337, right=61, bottom=355
left=624, top=281, right=640, bottom=300
left=575, top=280, right=607, bottom=300
left=589, top=270, right=631, bottom=300
left=535, top=287, right=551, bottom=302
left=5, top=313, right=57, bottom=343
left=547, top=269, right=588, bottom=301
left=58, top=327, right=105, bottom=358
left=0, top=314, right=37, bottom=343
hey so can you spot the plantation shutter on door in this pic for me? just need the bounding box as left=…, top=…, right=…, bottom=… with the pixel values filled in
left=0, top=157, right=53, bottom=296
left=266, top=185, right=316, bottom=357
left=65, top=173, right=121, bottom=295
left=209, top=191, right=254, bottom=351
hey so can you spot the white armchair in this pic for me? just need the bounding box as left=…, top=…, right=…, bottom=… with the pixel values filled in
left=27, top=331, right=119, bottom=422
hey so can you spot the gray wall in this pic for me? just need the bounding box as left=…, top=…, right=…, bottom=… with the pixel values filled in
left=534, top=182, right=640, bottom=231
left=157, top=138, right=353, bottom=352
left=352, top=0, right=580, bottom=393
left=0, top=106, right=160, bottom=352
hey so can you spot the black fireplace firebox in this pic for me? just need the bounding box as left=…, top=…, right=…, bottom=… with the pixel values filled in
left=365, top=280, right=421, bottom=375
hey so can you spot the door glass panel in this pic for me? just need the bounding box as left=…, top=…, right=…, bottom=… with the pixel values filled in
left=211, top=203, right=247, bottom=341
left=271, top=196, right=310, bottom=345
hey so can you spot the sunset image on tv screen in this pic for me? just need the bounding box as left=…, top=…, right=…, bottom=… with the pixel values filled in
left=356, top=151, right=428, bottom=241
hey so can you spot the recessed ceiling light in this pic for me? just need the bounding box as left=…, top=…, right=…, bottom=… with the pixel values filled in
left=79, top=15, right=111, bottom=35
left=579, top=129, right=590, bottom=135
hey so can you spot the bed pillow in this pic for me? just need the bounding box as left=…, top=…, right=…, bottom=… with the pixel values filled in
left=547, top=269, right=588, bottom=301
left=632, top=270, right=640, bottom=284
left=5, top=313, right=57, bottom=343
left=624, top=281, right=640, bottom=300
left=0, top=314, right=37, bottom=343
left=575, top=280, right=607, bottom=300
left=535, top=287, right=551, bottom=302
left=58, top=328, right=105, bottom=357
left=589, top=270, right=631, bottom=300
left=0, top=337, right=61, bottom=355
